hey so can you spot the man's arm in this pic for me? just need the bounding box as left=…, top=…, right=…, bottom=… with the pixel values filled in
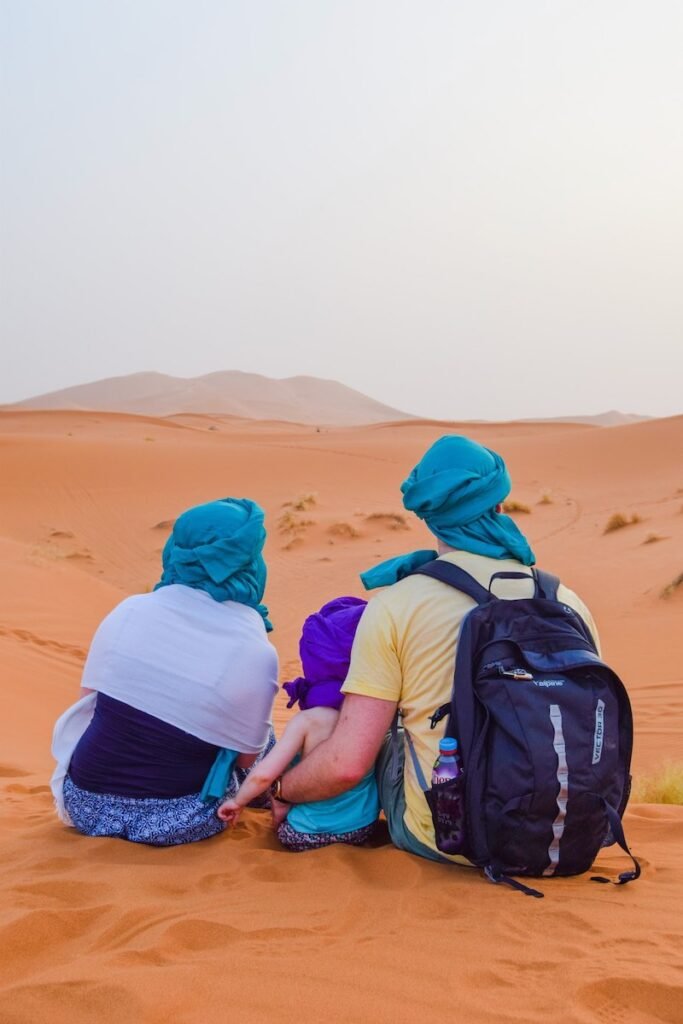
left=279, top=694, right=396, bottom=804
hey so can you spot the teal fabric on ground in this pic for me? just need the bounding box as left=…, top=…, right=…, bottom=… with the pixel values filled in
left=361, top=436, right=535, bottom=589
left=155, top=498, right=272, bottom=630
left=286, top=769, right=379, bottom=836
left=199, top=748, right=238, bottom=802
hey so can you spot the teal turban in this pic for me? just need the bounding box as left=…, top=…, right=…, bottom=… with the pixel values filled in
left=155, top=498, right=272, bottom=630
left=361, top=436, right=535, bottom=590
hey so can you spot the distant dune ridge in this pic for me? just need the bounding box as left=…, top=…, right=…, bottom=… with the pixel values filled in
left=523, top=410, right=651, bottom=428
left=8, top=371, right=414, bottom=426
left=7, top=371, right=652, bottom=427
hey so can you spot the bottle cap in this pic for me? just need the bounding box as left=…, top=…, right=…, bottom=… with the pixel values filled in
left=439, top=738, right=458, bottom=754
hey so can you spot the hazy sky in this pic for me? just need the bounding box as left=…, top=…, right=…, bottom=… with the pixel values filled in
left=2, top=1, right=682, bottom=420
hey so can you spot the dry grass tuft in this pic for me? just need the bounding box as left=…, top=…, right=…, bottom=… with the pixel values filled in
left=502, top=499, right=531, bottom=514
left=661, top=572, right=683, bottom=599
left=277, top=511, right=315, bottom=534
left=282, top=536, right=305, bottom=552
left=327, top=522, right=360, bottom=540
left=153, top=519, right=175, bottom=531
left=642, top=533, right=666, bottom=545
left=631, top=763, right=683, bottom=804
left=365, top=512, right=410, bottom=531
left=282, top=493, right=317, bottom=512
left=604, top=512, right=642, bottom=534
left=537, top=493, right=553, bottom=506
left=50, top=529, right=75, bottom=539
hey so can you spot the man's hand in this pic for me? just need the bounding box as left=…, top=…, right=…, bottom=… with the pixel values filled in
left=217, top=798, right=242, bottom=826
left=270, top=797, right=290, bottom=829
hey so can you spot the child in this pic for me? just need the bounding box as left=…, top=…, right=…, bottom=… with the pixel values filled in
left=217, top=596, right=379, bottom=851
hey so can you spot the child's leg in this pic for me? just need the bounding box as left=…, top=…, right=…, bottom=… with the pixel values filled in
left=277, top=819, right=375, bottom=852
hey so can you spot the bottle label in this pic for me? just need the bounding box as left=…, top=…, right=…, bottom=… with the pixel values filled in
left=426, top=747, right=466, bottom=855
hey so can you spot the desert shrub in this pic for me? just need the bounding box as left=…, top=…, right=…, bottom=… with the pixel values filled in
left=277, top=511, right=314, bottom=534
left=282, top=536, right=305, bottom=552
left=631, top=763, right=683, bottom=804
left=327, top=522, right=360, bottom=539
left=282, top=493, right=317, bottom=512
left=537, top=493, right=553, bottom=505
left=365, top=512, right=410, bottom=530
left=502, top=499, right=531, bottom=514
left=661, top=572, right=683, bottom=598
left=604, top=512, right=642, bottom=534
left=642, top=533, right=665, bottom=545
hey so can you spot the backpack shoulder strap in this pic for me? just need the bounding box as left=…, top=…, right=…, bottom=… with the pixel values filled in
left=412, top=560, right=493, bottom=605
left=533, top=568, right=561, bottom=601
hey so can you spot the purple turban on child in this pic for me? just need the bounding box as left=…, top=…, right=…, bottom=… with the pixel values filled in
left=282, top=596, right=367, bottom=711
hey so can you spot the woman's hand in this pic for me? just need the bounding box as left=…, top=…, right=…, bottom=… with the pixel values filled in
left=217, top=799, right=242, bottom=826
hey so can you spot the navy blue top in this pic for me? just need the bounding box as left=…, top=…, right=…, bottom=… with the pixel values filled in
left=69, top=693, right=220, bottom=798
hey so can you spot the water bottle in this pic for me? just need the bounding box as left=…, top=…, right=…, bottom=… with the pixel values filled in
left=431, top=737, right=465, bottom=854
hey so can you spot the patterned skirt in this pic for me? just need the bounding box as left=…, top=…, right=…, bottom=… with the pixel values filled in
left=63, top=775, right=226, bottom=846
left=277, top=818, right=376, bottom=853
left=63, top=729, right=276, bottom=846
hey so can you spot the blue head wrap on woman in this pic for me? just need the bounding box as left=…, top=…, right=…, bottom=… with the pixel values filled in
left=155, top=497, right=272, bottom=630
left=361, top=435, right=535, bottom=590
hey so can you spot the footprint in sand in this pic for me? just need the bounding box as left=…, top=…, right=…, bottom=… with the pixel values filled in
left=577, top=977, right=683, bottom=1024
left=152, top=519, right=175, bottom=530
left=92, top=908, right=186, bottom=953
left=163, top=918, right=243, bottom=952
left=0, top=907, right=110, bottom=968
left=0, top=626, right=86, bottom=661
left=3, top=782, right=50, bottom=796
left=1, top=980, right=143, bottom=1024
left=11, top=880, right=103, bottom=907
left=0, top=766, right=30, bottom=779
left=65, top=550, right=94, bottom=562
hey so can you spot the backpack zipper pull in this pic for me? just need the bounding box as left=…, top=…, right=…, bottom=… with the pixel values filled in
left=498, top=667, right=534, bottom=681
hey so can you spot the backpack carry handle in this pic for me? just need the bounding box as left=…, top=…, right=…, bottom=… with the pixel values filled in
left=487, top=571, right=538, bottom=596
left=487, top=569, right=561, bottom=602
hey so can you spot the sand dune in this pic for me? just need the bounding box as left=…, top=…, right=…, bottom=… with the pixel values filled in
left=7, top=370, right=413, bottom=426
left=1, top=409, right=682, bottom=1023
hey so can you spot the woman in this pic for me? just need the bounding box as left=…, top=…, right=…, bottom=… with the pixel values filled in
left=51, top=497, right=278, bottom=846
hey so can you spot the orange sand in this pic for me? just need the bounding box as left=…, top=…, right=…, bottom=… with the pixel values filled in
left=1, top=410, right=682, bottom=1024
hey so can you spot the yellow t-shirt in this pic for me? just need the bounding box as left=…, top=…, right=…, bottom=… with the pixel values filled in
left=342, top=551, right=599, bottom=861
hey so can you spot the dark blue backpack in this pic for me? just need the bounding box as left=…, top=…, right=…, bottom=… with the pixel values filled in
left=407, top=560, right=640, bottom=898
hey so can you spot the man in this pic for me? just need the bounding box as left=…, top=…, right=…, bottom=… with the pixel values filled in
left=274, top=436, right=598, bottom=863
